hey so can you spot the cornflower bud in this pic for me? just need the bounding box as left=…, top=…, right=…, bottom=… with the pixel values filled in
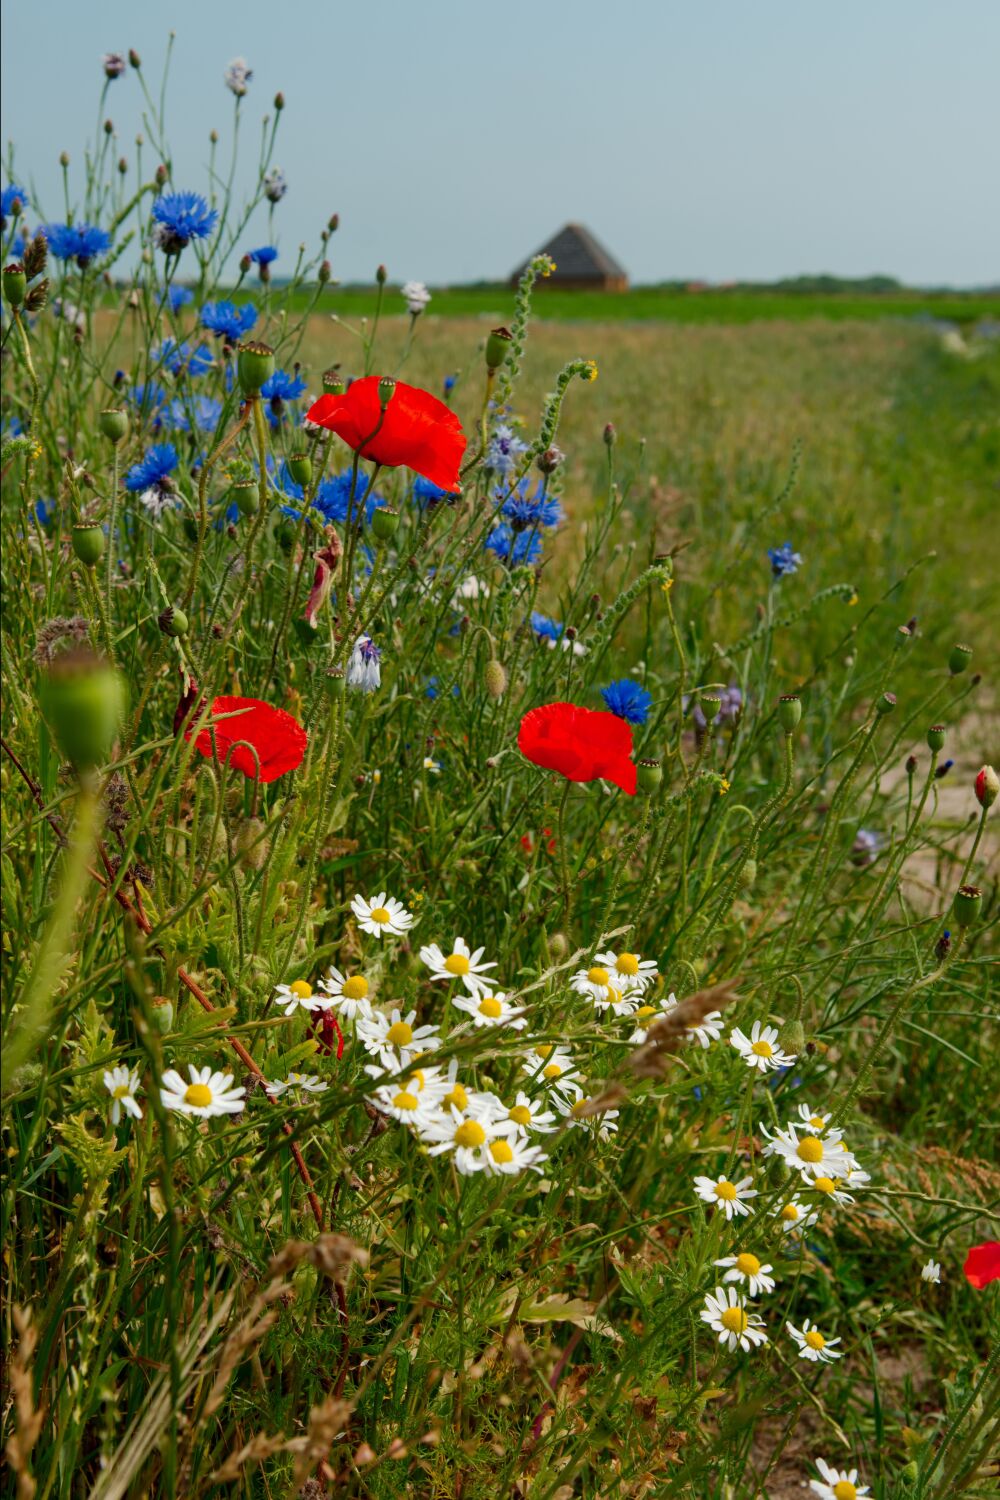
left=974, top=765, right=998, bottom=809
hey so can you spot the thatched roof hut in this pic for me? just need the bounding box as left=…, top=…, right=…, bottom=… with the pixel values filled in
left=511, top=223, right=629, bottom=291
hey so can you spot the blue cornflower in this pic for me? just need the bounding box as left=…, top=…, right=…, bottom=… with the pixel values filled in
left=484, top=523, right=543, bottom=567
left=1, top=183, right=29, bottom=226
left=529, top=611, right=563, bottom=643
left=600, top=678, right=653, bottom=725
left=200, top=299, right=257, bottom=341
left=125, top=443, right=179, bottom=519
left=499, top=477, right=563, bottom=532
left=768, top=542, right=802, bottom=578
left=248, top=245, right=278, bottom=266
left=152, top=191, right=218, bottom=254
left=168, top=286, right=194, bottom=312
left=486, top=422, right=528, bottom=476
left=166, top=395, right=223, bottom=432
left=313, top=470, right=383, bottom=526
left=154, top=339, right=214, bottom=378
left=42, top=222, right=112, bottom=267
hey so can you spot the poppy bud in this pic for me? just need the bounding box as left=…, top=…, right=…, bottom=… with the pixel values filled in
left=99, top=406, right=129, bottom=444
left=237, top=340, right=275, bottom=395
left=371, top=505, right=399, bottom=542
left=484, top=658, right=507, bottom=700
left=905, top=754, right=918, bottom=775
left=287, top=451, right=312, bottom=486
left=377, top=375, right=396, bottom=408
left=318, top=259, right=332, bottom=284
left=322, top=366, right=344, bottom=394
left=875, top=691, right=897, bottom=717
left=485, top=326, right=512, bottom=371
left=231, top=479, right=259, bottom=516
left=151, top=996, right=173, bottom=1034
left=604, top=423, right=617, bottom=448
left=636, top=757, right=662, bottom=795
left=71, top=524, right=105, bottom=567
left=158, top=606, right=188, bottom=638
left=325, top=666, right=346, bottom=698
left=952, top=884, right=981, bottom=927
left=376, top=264, right=387, bottom=285
left=739, top=857, right=757, bottom=890
left=40, top=650, right=125, bottom=771
left=2, top=263, right=26, bottom=306
left=274, top=90, right=285, bottom=110
left=927, top=724, right=946, bottom=752
left=975, top=765, right=998, bottom=809
left=948, top=643, right=972, bottom=675
left=778, top=695, right=801, bottom=732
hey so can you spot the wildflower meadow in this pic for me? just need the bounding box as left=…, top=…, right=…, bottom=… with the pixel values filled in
left=2, top=43, right=998, bottom=1500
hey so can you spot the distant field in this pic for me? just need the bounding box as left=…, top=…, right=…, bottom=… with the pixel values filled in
left=288, top=281, right=1000, bottom=325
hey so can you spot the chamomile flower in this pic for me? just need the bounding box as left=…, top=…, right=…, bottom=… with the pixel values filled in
left=264, top=1072, right=329, bottom=1101
left=350, top=891, right=414, bottom=938
left=809, top=1458, right=870, bottom=1499
left=419, top=936, right=497, bottom=997
left=480, top=1135, right=546, bottom=1177
left=921, top=1258, right=942, bottom=1284
left=453, top=989, right=528, bottom=1029
left=629, top=992, right=678, bottom=1043
left=700, top=1286, right=768, bottom=1353
left=272, top=978, right=334, bottom=1016
left=761, top=1123, right=858, bottom=1180
left=319, top=967, right=375, bottom=1023
left=770, top=1196, right=819, bottom=1235
left=687, top=1010, right=724, bottom=1048
left=592, top=949, right=659, bottom=993
left=418, top=1107, right=511, bottom=1174
left=521, top=1044, right=582, bottom=1094
left=356, top=1007, right=441, bottom=1072
left=103, top=1064, right=143, bottom=1125
left=160, top=1065, right=245, bottom=1118
left=788, top=1319, right=842, bottom=1363
left=504, top=1091, right=558, bottom=1136
left=730, top=1020, right=797, bottom=1073
left=714, top=1253, right=776, bottom=1298
left=693, top=1173, right=758, bottom=1220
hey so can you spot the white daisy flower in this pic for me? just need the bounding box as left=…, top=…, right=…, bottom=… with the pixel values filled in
left=761, top=1122, right=858, bottom=1181
left=160, top=1065, right=245, bottom=1118
left=103, top=1064, right=143, bottom=1125
left=504, top=1091, right=558, bottom=1136
left=319, top=967, right=375, bottom=1023
left=770, top=1196, right=819, bottom=1235
left=272, top=978, right=335, bottom=1017
left=356, top=1007, right=441, bottom=1072
left=693, top=1173, right=758, bottom=1220
left=730, top=1020, right=797, bottom=1073
left=809, top=1457, right=870, bottom=1499
left=521, top=1045, right=583, bottom=1095
left=628, top=993, right=678, bottom=1043
left=479, top=1135, right=547, bottom=1177
left=417, top=1107, right=511, bottom=1175
left=401, top=280, right=431, bottom=315
left=921, top=1258, right=941, bottom=1284
left=788, top=1319, right=843, bottom=1364
left=419, top=936, right=497, bottom=998
left=687, top=1010, right=724, bottom=1048
left=264, top=1072, right=328, bottom=1101
left=713, top=1252, right=776, bottom=1298
left=699, top=1286, right=768, bottom=1353
left=452, top=990, right=527, bottom=1029
left=350, top=892, right=414, bottom=938
left=592, top=949, right=659, bottom=993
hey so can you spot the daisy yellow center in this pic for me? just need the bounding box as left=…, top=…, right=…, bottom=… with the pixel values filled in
left=751, top=1039, right=774, bottom=1057
left=735, top=1252, right=761, bottom=1276
left=616, top=952, right=640, bottom=976
left=509, top=1105, right=532, bottom=1126
left=714, top=1181, right=738, bottom=1201
left=113, top=1084, right=132, bottom=1100
left=184, top=1084, right=213, bottom=1107
left=386, top=1021, right=414, bottom=1047
left=833, top=1484, right=857, bottom=1500
left=392, top=1091, right=419, bottom=1111
left=535, top=1044, right=553, bottom=1058
left=342, top=976, right=369, bottom=1000
left=636, top=1006, right=656, bottom=1019
left=489, top=1140, right=514, bottom=1164
left=479, top=996, right=502, bottom=1018
left=444, top=953, right=470, bottom=976
left=814, top=1176, right=837, bottom=1194
left=720, top=1307, right=748, bottom=1334
left=587, top=966, right=610, bottom=985
left=781, top=1203, right=800, bottom=1221
left=805, top=1330, right=826, bottom=1350
left=289, top=979, right=312, bottom=999
left=797, top=1136, right=824, bottom=1163
left=454, top=1120, right=486, bottom=1149
left=370, top=907, right=392, bottom=924
left=444, top=1083, right=468, bottom=1111
left=543, top=1063, right=562, bottom=1079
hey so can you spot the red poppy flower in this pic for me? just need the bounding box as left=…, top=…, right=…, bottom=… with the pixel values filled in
left=306, top=377, right=466, bottom=493
left=518, top=702, right=637, bottom=796
left=187, top=696, right=307, bottom=783
left=963, top=1240, right=1000, bottom=1289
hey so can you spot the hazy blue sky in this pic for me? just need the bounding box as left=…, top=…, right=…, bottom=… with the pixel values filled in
left=3, top=0, right=997, bottom=286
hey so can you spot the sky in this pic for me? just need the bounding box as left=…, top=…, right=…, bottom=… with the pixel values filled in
left=2, top=0, right=998, bottom=287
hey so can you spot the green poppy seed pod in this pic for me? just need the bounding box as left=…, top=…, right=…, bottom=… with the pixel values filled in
left=40, top=651, right=125, bottom=771
left=778, top=694, right=801, bottom=732
left=484, top=658, right=507, bottom=700
left=157, top=605, right=188, bottom=638
left=782, top=1018, right=805, bottom=1056
left=322, top=366, right=344, bottom=394
left=636, top=757, right=662, bottom=795
left=232, top=479, right=259, bottom=517
left=948, top=643, right=972, bottom=675
left=952, top=884, right=981, bottom=927
left=371, top=504, right=399, bottom=542
left=974, top=764, right=998, bottom=809
left=71, top=523, right=106, bottom=567
left=485, top=326, right=512, bottom=371
left=98, top=406, right=129, bottom=444
left=927, top=724, right=946, bottom=752
left=325, top=666, right=346, bottom=699
left=875, top=691, right=897, bottom=717
left=739, top=857, right=757, bottom=890
left=237, top=340, right=276, bottom=395
left=376, top=263, right=387, bottom=285
left=287, top=451, right=312, bottom=486
left=151, top=996, right=174, bottom=1035
left=2, top=262, right=27, bottom=307
left=377, top=375, right=396, bottom=408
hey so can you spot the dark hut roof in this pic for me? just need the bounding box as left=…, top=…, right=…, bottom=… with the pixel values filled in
left=512, top=223, right=627, bottom=282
